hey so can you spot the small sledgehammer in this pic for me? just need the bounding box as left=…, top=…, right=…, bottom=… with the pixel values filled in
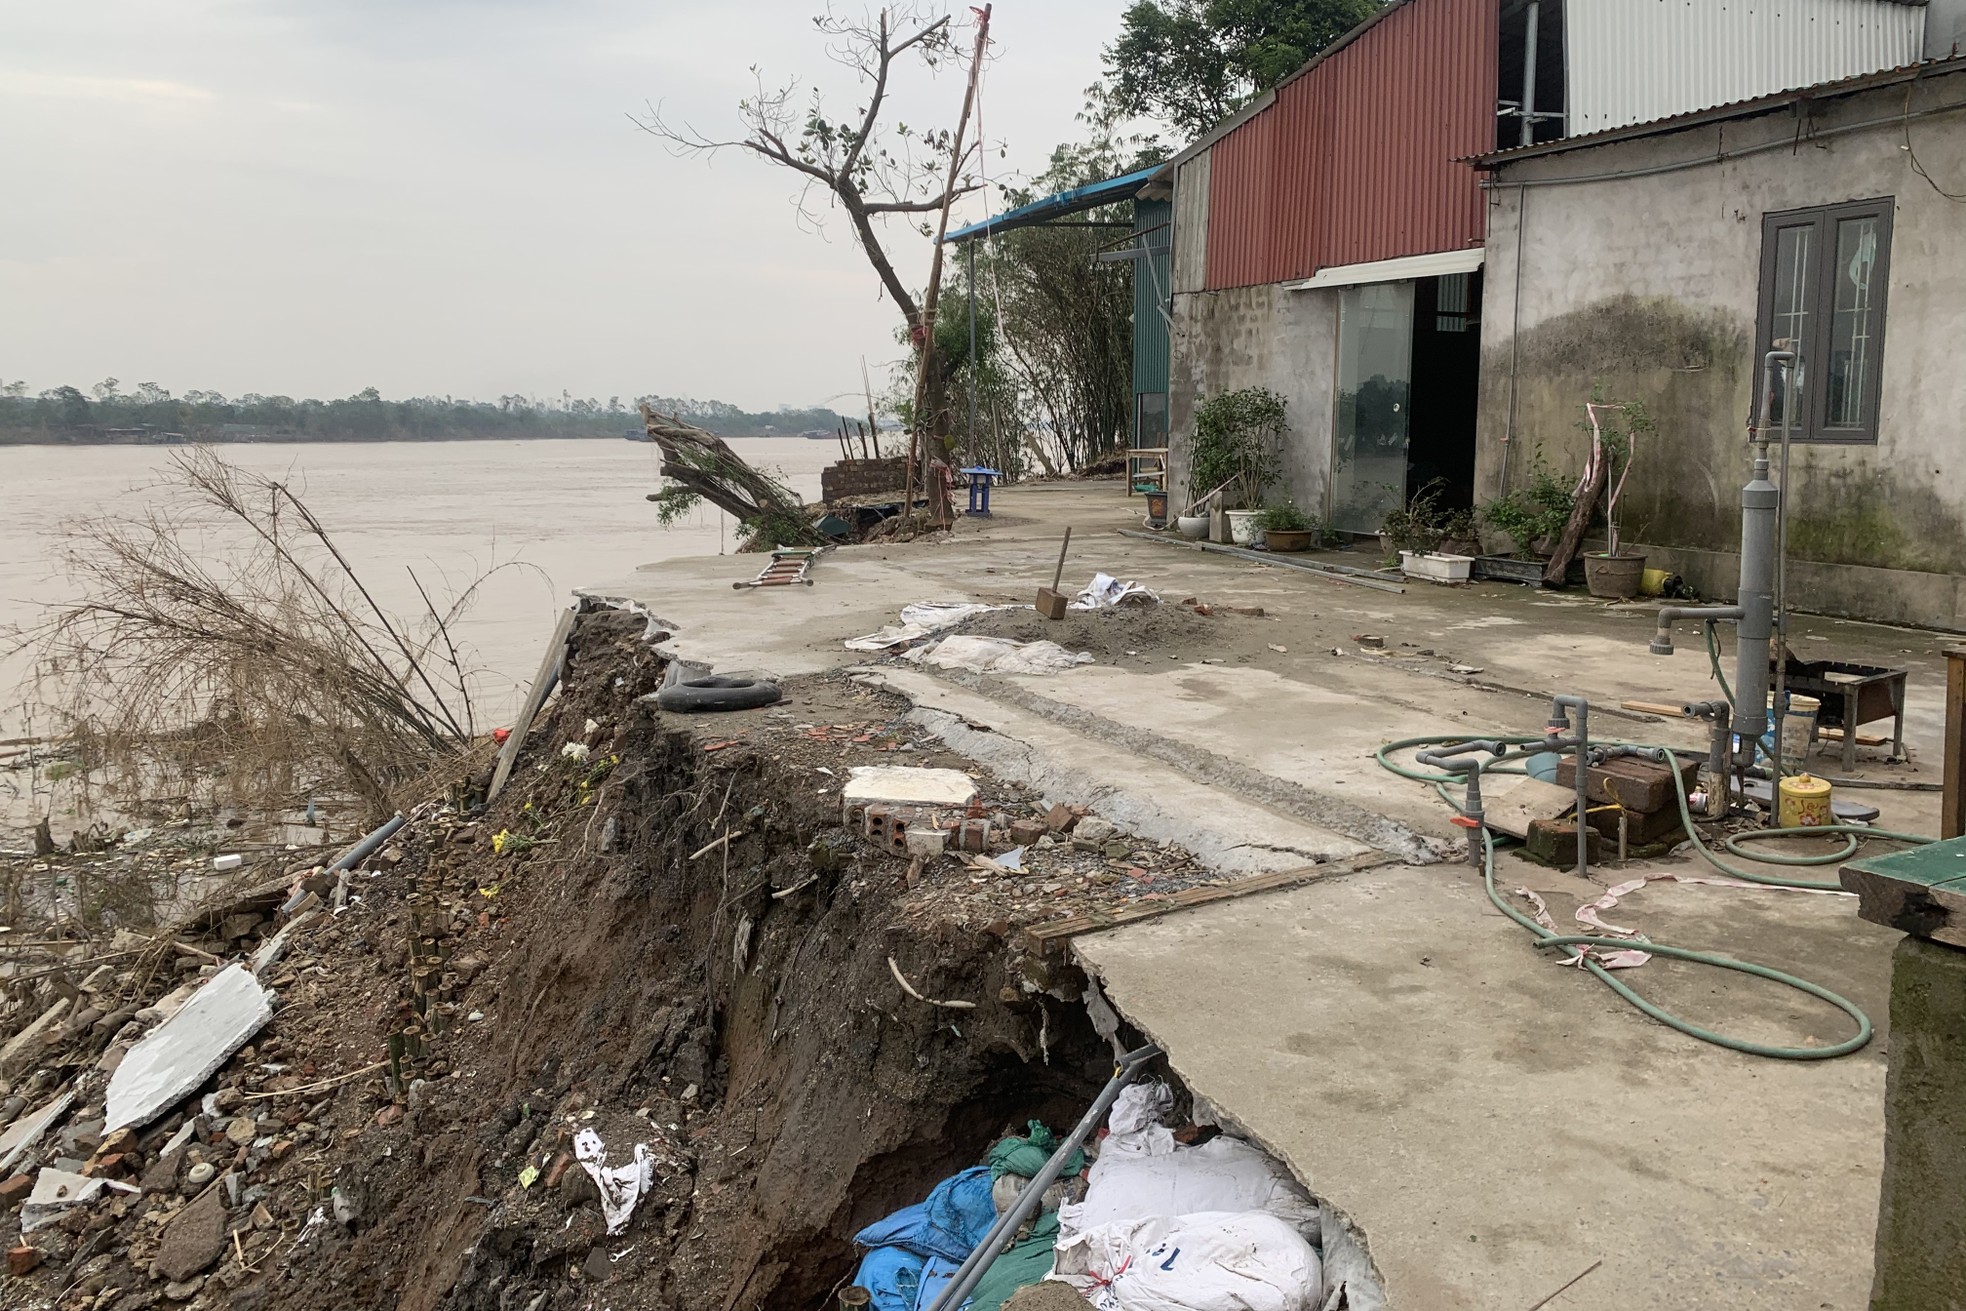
left=1035, top=527, right=1072, bottom=620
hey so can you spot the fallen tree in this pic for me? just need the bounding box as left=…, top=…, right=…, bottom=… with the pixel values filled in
left=640, top=406, right=827, bottom=550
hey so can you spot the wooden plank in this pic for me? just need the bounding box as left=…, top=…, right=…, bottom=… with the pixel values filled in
left=1945, top=646, right=1966, bottom=840
left=488, top=605, right=579, bottom=802
left=1817, top=725, right=1888, bottom=747
left=1023, top=851, right=1391, bottom=955
left=1481, top=777, right=1580, bottom=840
left=1619, top=700, right=1690, bottom=718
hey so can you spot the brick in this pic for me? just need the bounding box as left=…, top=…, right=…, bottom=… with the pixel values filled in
left=7, top=1245, right=43, bottom=1276
left=1044, top=804, right=1076, bottom=833
left=1524, top=818, right=1603, bottom=870
left=1552, top=755, right=1698, bottom=816
left=1007, top=819, right=1047, bottom=846
left=0, top=1175, right=33, bottom=1207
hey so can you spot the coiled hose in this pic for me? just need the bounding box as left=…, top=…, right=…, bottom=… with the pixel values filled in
left=1375, top=733, right=1932, bottom=1060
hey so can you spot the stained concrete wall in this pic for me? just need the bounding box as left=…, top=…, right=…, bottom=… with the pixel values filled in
left=1477, top=70, right=1966, bottom=630
left=1167, top=282, right=1338, bottom=516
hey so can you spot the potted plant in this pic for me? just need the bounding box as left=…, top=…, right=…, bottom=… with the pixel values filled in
left=1254, top=500, right=1319, bottom=552
left=1189, top=388, right=1286, bottom=544
left=1382, top=481, right=1476, bottom=582
left=1476, top=457, right=1578, bottom=584
left=1578, top=391, right=1655, bottom=599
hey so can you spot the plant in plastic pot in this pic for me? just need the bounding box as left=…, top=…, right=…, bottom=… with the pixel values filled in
left=1253, top=500, right=1319, bottom=552
left=1577, top=390, right=1654, bottom=599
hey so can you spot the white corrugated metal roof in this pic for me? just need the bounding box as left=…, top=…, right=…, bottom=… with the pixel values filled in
left=1567, top=0, right=1927, bottom=135
left=1281, top=248, right=1485, bottom=290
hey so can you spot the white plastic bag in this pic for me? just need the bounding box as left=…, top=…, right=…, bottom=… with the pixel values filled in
left=1052, top=1210, right=1322, bottom=1311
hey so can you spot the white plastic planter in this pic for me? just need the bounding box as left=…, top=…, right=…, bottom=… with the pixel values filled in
left=1225, top=510, right=1259, bottom=545
left=1398, top=550, right=1474, bottom=583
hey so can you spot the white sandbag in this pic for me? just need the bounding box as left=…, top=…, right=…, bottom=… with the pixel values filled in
left=1052, top=1210, right=1322, bottom=1311
left=911, top=635, right=1094, bottom=676
left=1067, top=1081, right=1319, bottom=1234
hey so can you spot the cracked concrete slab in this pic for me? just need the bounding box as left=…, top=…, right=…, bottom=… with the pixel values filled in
left=1072, top=861, right=1898, bottom=1310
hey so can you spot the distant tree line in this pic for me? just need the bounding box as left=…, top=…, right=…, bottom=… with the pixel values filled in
left=0, top=378, right=852, bottom=445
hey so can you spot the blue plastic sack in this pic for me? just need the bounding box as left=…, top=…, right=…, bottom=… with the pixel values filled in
left=853, top=1245, right=926, bottom=1311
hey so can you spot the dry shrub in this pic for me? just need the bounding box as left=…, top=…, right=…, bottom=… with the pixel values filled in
left=13, top=447, right=489, bottom=828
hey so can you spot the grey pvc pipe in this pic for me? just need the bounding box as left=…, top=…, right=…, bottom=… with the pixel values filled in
left=328, top=812, right=406, bottom=873
left=924, top=1043, right=1163, bottom=1311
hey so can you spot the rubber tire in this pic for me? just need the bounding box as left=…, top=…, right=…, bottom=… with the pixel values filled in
left=655, top=676, right=783, bottom=713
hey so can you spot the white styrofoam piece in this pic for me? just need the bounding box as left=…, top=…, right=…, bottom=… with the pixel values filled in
left=105, top=964, right=273, bottom=1133
left=841, top=766, right=977, bottom=810
left=0, top=1089, right=75, bottom=1174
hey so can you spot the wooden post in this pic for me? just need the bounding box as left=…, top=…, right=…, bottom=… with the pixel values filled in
left=1944, top=645, right=1966, bottom=840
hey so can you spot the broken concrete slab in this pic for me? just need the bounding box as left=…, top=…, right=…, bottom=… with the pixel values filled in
left=840, top=765, right=977, bottom=820
left=0, top=1090, right=75, bottom=1174
left=19, top=1167, right=138, bottom=1233
left=106, top=964, right=273, bottom=1132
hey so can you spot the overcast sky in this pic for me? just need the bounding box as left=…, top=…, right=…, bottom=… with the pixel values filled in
left=0, top=0, right=1135, bottom=412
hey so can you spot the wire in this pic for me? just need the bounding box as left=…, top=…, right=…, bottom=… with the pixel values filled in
left=1904, top=82, right=1966, bottom=202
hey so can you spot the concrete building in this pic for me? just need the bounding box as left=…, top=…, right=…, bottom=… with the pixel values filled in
left=1159, top=0, right=1938, bottom=539
left=1474, top=56, right=1966, bottom=628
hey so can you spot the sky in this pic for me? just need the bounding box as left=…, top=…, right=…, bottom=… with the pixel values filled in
left=0, top=0, right=1137, bottom=413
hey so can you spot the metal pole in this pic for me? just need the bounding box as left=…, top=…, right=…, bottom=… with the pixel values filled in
left=1771, top=350, right=1797, bottom=780
left=924, top=1043, right=1162, bottom=1311
left=1520, top=1, right=1541, bottom=148
left=967, top=237, right=979, bottom=469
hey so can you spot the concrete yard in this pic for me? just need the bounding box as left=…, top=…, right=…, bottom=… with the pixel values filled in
left=585, top=480, right=1952, bottom=1307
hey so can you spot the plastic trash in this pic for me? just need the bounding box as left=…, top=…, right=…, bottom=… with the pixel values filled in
left=1069, top=573, right=1161, bottom=610
left=911, top=636, right=1094, bottom=675
left=575, top=1127, right=658, bottom=1235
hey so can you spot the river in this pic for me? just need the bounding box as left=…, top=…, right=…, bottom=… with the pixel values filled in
left=0, top=436, right=835, bottom=748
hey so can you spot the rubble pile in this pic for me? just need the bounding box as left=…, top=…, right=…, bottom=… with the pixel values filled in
left=0, top=612, right=1211, bottom=1311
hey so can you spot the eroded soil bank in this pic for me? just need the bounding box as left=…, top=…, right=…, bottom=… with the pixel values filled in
left=1, top=609, right=1220, bottom=1311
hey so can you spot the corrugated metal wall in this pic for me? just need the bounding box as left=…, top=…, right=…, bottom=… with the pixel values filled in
left=1567, top=0, right=1926, bottom=135
left=1133, top=198, right=1173, bottom=397
left=1204, top=0, right=1499, bottom=290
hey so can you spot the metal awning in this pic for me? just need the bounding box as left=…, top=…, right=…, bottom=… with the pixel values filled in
left=1281, top=248, right=1484, bottom=291
left=943, top=166, right=1160, bottom=243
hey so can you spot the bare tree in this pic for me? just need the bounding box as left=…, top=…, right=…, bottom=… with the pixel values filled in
left=637, top=5, right=981, bottom=343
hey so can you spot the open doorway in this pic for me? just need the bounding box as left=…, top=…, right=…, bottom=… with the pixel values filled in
left=1405, top=271, right=1483, bottom=513
left=1327, top=271, right=1484, bottom=535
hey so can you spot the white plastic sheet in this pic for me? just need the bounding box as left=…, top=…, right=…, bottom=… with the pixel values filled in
left=844, top=601, right=1024, bottom=653
left=575, top=1127, right=656, bottom=1236
left=1069, top=573, right=1160, bottom=611
left=1052, top=1210, right=1323, bottom=1311
left=19, top=1168, right=139, bottom=1233
left=106, top=964, right=273, bottom=1132
left=910, top=636, right=1094, bottom=675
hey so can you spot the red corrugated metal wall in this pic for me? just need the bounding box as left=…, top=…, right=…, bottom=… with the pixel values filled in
left=1203, top=0, right=1498, bottom=290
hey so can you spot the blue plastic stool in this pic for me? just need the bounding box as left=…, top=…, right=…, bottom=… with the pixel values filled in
left=959, top=467, right=1001, bottom=516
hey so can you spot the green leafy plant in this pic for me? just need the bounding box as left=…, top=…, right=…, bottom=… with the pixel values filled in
left=1379, top=479, right=1457, bottom=555
left=1253, top=500, right=1316, bottom=533
left=1480, top=456, right=1575, bottom=555
left=1190, top=387, right=1287, bottom=508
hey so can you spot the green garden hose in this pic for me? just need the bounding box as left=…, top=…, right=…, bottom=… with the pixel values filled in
left=1374, top=732, right=1933, bottom=1060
